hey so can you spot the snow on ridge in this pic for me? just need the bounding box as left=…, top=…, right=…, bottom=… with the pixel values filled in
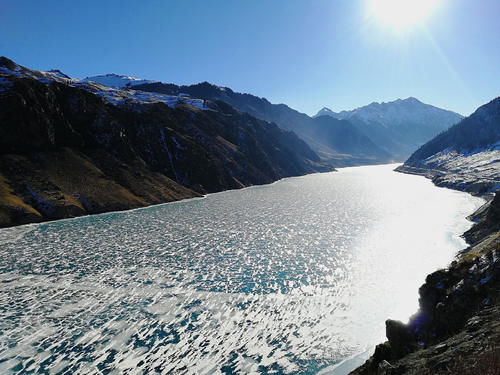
left=420, top=145, right=500, bottom=193
left=74, top=81, right=208, bottom=110
left=0, top=63, right=208, bottom=111
left=0, top=62, right=77, bottom=85
left=81, top=74, right=158, bottom=88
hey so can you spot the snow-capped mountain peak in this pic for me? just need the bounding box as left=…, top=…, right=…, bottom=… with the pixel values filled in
left=314, top=107, right=337, bottom=118
left=81, top=73, right=158, bottom=88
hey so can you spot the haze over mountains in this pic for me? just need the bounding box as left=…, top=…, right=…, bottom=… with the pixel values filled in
left=316, top=98, right=464, bottom=160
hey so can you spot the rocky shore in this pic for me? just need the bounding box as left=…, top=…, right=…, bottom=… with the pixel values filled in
left=350, top=191, right=500, bottom=374
left=396, top=164, right=499, bottom=195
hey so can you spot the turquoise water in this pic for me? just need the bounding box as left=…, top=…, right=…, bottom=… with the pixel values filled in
left=0, top=165, right=483, bottom=374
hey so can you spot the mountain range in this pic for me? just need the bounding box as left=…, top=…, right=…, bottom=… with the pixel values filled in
left=132, top=81, right=461, bottom=164
left=79, top=76, right=460, bottom=165
left=0, top=57, right=330, bottom=227
left=0, top=56, right=474, bottom=226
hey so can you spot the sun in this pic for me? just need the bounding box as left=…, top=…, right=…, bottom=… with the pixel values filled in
left=368, top=0, right=439, bottom=30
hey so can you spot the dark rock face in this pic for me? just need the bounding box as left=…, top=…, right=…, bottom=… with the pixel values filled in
left=351, top=192, right=500, bottom=375
left=385, top=320, right=415, bottom=359
left=0, top=58, right=331, bottom=227
left=464, top=192, right=500, bottom=245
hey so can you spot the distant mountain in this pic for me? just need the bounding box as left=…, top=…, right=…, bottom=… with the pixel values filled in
left=316, top=107, right=337, bottom=118
left=398, top=97, right=500, bottom=193
left=315, top=98, right=463, bottom=160
left=0, top=57, right=330, bottom=227
left=133, top=81, right=394, bottom=166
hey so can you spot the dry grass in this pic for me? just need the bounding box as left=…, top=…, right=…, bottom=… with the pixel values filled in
left=35, top=148, right=149, bottom=208
left=447, top=348, right=500, bottom=375
left=0, top=174, right=40, bottom=216
left=459, top=232, right=500, bottom=264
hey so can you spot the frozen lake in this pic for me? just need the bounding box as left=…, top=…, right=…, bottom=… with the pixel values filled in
left=0, top=164, right=483, bottom=374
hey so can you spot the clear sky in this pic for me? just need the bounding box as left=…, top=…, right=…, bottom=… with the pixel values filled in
left=1, top=0, right=498, bottom=116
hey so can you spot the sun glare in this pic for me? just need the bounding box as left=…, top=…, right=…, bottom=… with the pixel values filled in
left=368, top=0, right=439, bottom=30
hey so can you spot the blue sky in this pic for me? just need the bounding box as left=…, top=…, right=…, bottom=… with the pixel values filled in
left=1, top=0, right=498, bottom=116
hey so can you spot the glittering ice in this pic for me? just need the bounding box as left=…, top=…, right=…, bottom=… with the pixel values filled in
left=0, top=165, right=483, bottom=374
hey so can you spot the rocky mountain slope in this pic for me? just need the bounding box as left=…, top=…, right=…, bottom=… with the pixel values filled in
left=0, top=57, right=330, bottom=227
left=397, top=97, right=500, bottom=194
left=132, top=81, right=393, bottom=166
left=351, top=97, right=500, bottom=375
left=316, top=98, right=463, bottom=160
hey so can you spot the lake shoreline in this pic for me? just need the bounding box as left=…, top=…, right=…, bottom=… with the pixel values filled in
left=350, top=168, right=500, bottom=374
left=0, top=167, right=338, bottom=230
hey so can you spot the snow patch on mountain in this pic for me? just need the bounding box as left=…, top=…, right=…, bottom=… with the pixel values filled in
left=81, top=74, right=158, bottom=88
left=400, top=142, right=500, bottom=193
left=74, top=81, right=207, bottom=109
left=315, top=107, right=337, bottom=118
left=316, top=98, right=463, bottom=128
left=0, top=58, right=208, bottom=111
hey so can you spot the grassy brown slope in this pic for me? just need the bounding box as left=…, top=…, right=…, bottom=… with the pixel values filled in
left=0, top=148, right=199, bottom=228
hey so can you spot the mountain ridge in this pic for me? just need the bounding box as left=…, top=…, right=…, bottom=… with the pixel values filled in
left=133, top=81, right=396, bottom=165
left=0, top=57, right=331, bottom=227
left=68, top=68, right=461, bottom=165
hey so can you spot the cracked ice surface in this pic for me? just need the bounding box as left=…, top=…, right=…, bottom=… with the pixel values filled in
left=0, top=165, right=483, bottom=374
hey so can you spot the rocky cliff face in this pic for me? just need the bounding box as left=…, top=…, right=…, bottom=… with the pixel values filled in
left=0, top=57, right=331, bottom=227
